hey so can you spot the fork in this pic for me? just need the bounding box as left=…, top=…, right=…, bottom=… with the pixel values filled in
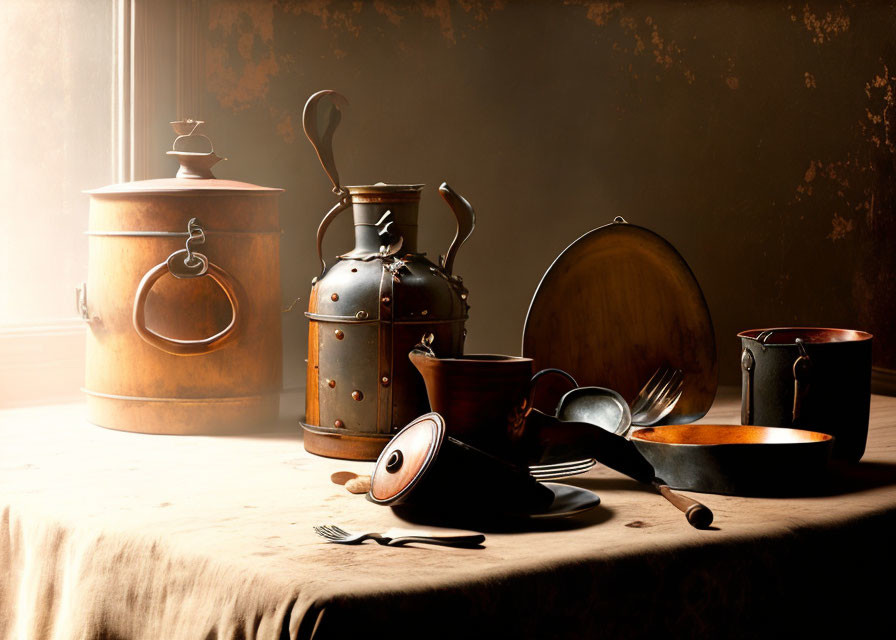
left=629, top=366, right=684, bottom=427
left=528, top=459, right=597, bottom=480
left=313, top=525, right=485, bottom=548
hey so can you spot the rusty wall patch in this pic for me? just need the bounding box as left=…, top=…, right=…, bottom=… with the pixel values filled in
left=206, top=1, right=279, bottom=112
left=791, top=3, right=851, bottom=44
left=205, top=0, right=507, bottom=123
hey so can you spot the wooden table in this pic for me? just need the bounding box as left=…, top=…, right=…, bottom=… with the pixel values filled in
left=2, top=389, right=895, bottom=639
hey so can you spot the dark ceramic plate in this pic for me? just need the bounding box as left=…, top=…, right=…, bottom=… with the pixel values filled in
left=530, top=483, right=601, bottom=519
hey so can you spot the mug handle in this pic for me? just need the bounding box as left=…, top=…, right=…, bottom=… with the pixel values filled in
left=522, top=368, right=579, bottom=419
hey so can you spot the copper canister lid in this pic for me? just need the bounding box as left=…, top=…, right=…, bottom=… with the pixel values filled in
left=85, top=178, right=283, bottom=196
left=368, top=412, right=445, bottom=505
left=85, top=120, right=283, bottom=196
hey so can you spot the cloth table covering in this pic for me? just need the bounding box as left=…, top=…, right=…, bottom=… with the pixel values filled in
left=2, top=390, right=896, bottom=639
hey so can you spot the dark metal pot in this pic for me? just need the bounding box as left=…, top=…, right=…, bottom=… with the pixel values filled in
left=739, top=328, right=872, bottom=462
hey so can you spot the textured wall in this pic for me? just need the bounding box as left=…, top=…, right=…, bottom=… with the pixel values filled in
left=151, top=1, right=896, bottom=389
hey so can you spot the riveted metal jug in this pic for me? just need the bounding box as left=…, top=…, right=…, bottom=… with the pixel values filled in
left=301, top=91, right=476, bottom=460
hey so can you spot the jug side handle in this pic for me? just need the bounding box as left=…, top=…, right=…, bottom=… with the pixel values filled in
left=438, top=182, right=476, bottom=276
left=316, top=197, right=351, bottom=276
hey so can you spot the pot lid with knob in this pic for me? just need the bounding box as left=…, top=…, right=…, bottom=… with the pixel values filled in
left=85, top=120, right=283, bottom=197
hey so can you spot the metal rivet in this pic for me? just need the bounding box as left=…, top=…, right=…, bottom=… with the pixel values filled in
left=381, top=296, right=391, bottom=304
left=421, top=309, right=428, bottom=316
left=334, top=329, right=344, bottom=340
left=331, top=293, right=339, bottom=301
left=381, top=376, right=390, bottom=386
left=386, top=450, right=403, bottom=473
left=356, top=310, right=368, bottom=320
left=327, top=379, right=336, bottom=388
left=351, top=390, right=364, bottom=401
left=334, top=420, right=344, bottom=428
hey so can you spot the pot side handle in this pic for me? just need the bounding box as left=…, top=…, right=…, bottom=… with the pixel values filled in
left=741, top=348, right=755, bottom=425
left=792, top=339, right=811, bottom=425
left=438, top=182, right=475, bottom=276
left=132, top=259, right=242, bottom=356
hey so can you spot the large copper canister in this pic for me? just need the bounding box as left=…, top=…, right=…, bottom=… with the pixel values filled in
left=79, top=122, right=283, bottom=434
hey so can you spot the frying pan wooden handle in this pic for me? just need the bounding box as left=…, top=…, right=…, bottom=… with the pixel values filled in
left=652, top=479, right=714, bottom=529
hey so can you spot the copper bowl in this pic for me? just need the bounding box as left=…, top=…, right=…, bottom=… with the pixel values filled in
left=631, top=424, right=834, bottom=496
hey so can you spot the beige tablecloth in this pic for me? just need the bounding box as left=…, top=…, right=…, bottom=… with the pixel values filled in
left=2, top=390, right=896, bottom=639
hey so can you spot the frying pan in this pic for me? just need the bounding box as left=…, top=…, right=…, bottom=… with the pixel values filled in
left=631, top=424, right=834, bottom=496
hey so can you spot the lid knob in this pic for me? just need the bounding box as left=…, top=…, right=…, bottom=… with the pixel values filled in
left=166, top=120, right=226, bottom=179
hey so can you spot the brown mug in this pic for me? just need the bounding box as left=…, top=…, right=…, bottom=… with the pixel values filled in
left=409, top=340, right=576, bottom=462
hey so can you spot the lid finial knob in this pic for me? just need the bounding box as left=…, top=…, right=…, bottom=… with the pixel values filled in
left=167, top=120, right=226, bottom=179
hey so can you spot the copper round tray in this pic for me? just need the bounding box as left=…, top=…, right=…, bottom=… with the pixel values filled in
left=522, top=219, right=717, bottom=422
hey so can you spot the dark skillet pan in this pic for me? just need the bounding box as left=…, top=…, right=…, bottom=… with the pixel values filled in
left=630, top=424, right=834, bottom=496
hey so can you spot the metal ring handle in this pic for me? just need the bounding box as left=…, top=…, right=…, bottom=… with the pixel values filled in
left=132, top=259, right=241, bottom=356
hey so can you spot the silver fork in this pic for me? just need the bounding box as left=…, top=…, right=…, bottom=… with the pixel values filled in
left=528, top=459, right=597, bottom=480
left=313, top=525, right=485, bottom=548
left=629, top=366, right=684, bottom=427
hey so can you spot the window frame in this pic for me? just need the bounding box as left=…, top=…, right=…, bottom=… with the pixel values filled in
left=0, top=0, right=204, bottom=408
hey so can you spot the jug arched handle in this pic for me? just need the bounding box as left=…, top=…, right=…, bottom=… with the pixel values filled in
left=438, top=183, right=476, bottom=276
left=315, top=197, right=351, bottom=276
